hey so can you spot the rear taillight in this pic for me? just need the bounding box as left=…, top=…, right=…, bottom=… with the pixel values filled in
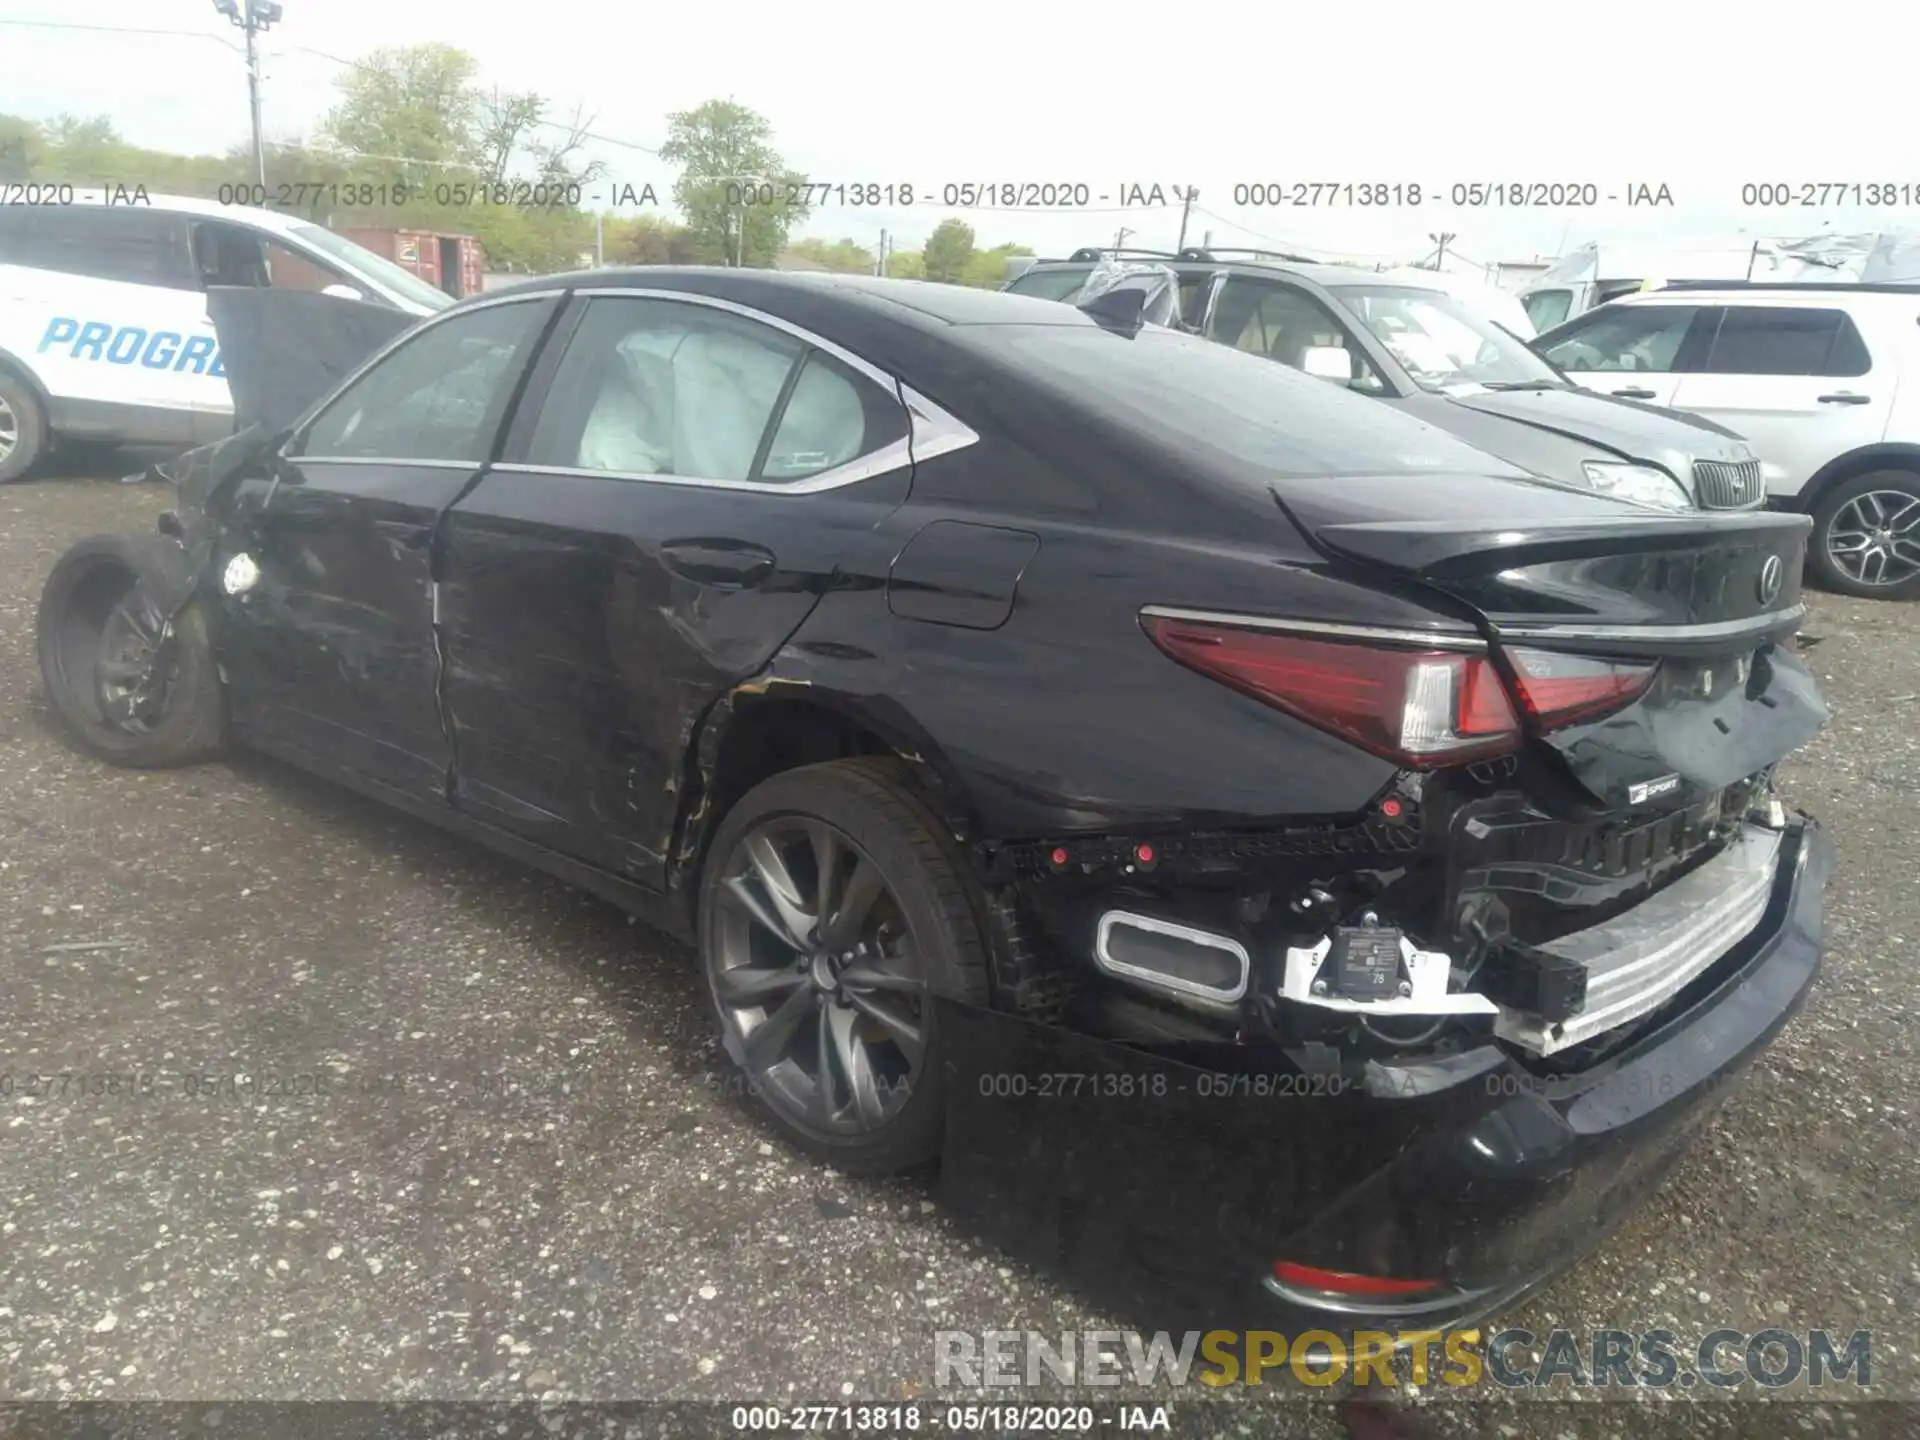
left=1504, top=646, right=1656, bottom=727
left=1141, top=616, right=1520, bottom=767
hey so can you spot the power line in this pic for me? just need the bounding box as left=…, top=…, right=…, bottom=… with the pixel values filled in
left=1188, top=202, right=1421, bottom=263
left=0, top=16, right=240, bottom=49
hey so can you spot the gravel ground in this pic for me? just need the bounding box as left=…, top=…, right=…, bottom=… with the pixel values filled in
left=1, top=468, right=1915, bottom=1439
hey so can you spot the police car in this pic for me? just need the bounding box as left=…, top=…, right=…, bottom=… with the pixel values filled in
left=0, top=192, right=452, bottom=482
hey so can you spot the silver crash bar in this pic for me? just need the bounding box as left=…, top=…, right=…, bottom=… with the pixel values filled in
left=1495, top=823, right=1785, bottom=1057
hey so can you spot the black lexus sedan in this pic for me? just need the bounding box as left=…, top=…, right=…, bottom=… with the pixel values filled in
left=36, top=270, right=1833, bottom=1329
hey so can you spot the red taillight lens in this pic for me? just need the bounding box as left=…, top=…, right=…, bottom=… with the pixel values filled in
left=1270, top=1261, right=1441, bottom=1298
left=1505, top=646, right=1656, bottom=728
left=1141, top=617, right=1520, bottom=768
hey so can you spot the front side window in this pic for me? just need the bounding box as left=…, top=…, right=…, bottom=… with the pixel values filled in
left=1537, top=304, right=1704, bottom=374
left=1704, top=306, right=1871, bottom=377
left=527, top=296, right=906, bottom=484
left=300, top=301, right=543, bottom=462
left=286, top=222, right=457, bottom=312
left=1333, top=284, right=1561, bottom=391
left=193, top=220, right=355, bottom=294
left=1204, top=278, right=1385, bottom=392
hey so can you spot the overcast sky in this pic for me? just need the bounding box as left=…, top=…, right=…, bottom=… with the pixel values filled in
left=3, top=1, right=1915, bottom=269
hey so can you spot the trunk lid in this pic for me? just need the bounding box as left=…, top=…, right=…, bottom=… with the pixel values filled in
left=1269, top=475, right=1827, bottom=810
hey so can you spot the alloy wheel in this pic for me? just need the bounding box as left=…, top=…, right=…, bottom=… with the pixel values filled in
left=709, top=816, right=929, bottom=1135
left=1826, top=488, right=1920, bottom=588
left=0, top=394, right=16, bottom=467
left=93, top=581, right=175, bottom=734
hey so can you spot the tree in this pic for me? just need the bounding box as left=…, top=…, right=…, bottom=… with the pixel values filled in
left=787, top=237, right=875, bottom=274
left=320, top=45, right=481, bottom=192
left=961, top=241, right=1034, bottom=289
left=616, top=214, right=701, bottom=266
left=659, top=99, right=809, bottom=268
left=883, top=249, right=927, bottom=280
left=473, top=88, right=544, bottom=184
left=922, top=218, right=975, bottom=283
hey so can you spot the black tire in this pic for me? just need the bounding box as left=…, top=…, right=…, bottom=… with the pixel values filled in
left=36, top=533, right=227, bottom=767
left=697, top=757, right=991, bottom=1174
left=0, top=370, right=48, bottom=484
left=1808, top=469, right=1920, bottom=600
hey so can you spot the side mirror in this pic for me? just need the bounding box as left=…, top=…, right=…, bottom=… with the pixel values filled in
left=1299, top=346, right=1354, bottom=383
left=321, top=283, right=370, bottom=302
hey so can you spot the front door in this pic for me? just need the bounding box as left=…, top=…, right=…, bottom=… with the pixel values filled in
left=435, top=290, right=916, bottom=887
left=1532, top=301, right=1715, bottom=409
left=216, top=295, right=556, bottom=801
left=1666, top=303, right=1895, bottom=501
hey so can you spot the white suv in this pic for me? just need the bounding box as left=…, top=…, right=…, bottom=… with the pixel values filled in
left=0, top=193, right=453, bottom=482
left=1533, top=283, right=1920, bottom=599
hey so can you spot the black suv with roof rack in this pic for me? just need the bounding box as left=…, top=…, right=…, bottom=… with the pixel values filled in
left=1004, top=248, right=1769, bottom=512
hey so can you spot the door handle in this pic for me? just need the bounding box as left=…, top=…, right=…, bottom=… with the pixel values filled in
left=1610, top=387, right=1656, bottom=399
left=660, top=539, right=776, bottom=589
left=1817, top=392, right=1872, bottom=405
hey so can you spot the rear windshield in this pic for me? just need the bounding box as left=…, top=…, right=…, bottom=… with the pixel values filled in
left=983, top=322, right=1531, bottom=481
left=1004, top=266, right=1095, bottom=301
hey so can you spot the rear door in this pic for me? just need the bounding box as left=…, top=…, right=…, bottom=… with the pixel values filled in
left=0, top=205, right=211, bottom=445
left=435, top=290, right=916, bottom=888
left=1666, top=303, right=1893, bottom=502
left=1533, top=301, right=1715, bottom=408
left=218, top=295, right=556, bottom=800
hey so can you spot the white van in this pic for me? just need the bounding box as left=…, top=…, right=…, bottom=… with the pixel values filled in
left=0, top=193, right=453, bottom=481
left=1519, top=242, right=1776, bottom=333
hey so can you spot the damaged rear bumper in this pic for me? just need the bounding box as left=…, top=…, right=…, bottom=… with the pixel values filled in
left=934, top=819, right=1832, bottom=1333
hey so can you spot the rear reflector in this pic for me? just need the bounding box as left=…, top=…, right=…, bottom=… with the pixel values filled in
left=1505, top=646, right=1656, bottom=728
left=1270, top=1261, right=1441, bottom=1297
left=1141, top=617, right=1519, bottom=768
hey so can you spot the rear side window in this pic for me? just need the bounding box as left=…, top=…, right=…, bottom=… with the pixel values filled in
left=0, top=207, right=196, bottom=289
left=526, top=296, right=907, bottom=484
left=1703, top=306, right=1871, bottom=377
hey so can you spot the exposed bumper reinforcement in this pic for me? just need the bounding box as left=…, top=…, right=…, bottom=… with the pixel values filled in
left=1495, top=822, right=1783, bottom=1056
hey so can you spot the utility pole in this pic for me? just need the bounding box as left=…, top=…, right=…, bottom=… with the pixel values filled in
left=214, top=0, right=281, bottom=187
left=1113, top=225, right=1133, bottom=253
left=595, top=210, right=605, bottom=267
left=1428, top=231, right=1456, bottom=270
left=877, top=229, right=888, bottom=277
left=1175, top=187, right=1198, bottom=251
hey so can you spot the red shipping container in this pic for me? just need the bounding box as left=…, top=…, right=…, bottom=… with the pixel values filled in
left=333, top=228, right=487, bottom=300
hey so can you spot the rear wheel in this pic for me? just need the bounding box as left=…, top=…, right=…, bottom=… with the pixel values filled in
left=697, top=758, right=991, bottom=1174
left=0, top=371, right=48, bottom=484
left=1809, top=470, right=1920, bottom=600
left=36, top=534, right=227, bottom=767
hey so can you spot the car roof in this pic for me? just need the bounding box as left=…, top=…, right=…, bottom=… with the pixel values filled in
left=1605, top=283, right=1920, bottom=304
left=481, top=266, right=1094, bottom=325
left=59, top=190, right=314, bottom=236
left=1017, top=253, right=1461, bottom=293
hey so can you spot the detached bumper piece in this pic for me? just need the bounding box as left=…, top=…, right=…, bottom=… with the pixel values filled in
left=1488, top=823, right=1784, bottom=1056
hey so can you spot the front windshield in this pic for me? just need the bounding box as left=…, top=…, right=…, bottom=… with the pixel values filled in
left=288, top=223, right=456, bottom=312
left=1523, top=289, right=1574, bottom=330
left=1335, top=284, right=1563, bottom=390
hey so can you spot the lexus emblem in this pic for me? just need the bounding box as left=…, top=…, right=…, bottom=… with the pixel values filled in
left=1757, top=554, right=1784, bottom=607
